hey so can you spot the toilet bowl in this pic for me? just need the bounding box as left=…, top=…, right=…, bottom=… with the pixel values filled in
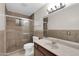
left=23, top=36, right=39, bottom=56
left=24, top=43, right=34, bottom=56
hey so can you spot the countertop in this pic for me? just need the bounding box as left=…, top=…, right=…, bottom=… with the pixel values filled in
left=34, top=39, right=79, bottom=56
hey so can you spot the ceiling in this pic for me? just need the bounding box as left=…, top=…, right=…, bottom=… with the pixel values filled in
left=6, top=3, right=46, bottom=16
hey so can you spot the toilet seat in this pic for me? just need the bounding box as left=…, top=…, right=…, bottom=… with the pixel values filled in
left=24, top=43, right=34, bottom=49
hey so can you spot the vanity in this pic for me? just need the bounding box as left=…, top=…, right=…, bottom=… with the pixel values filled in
left=34, top=42, right=57, bottom=56
left=34, top=37, right=79, bottom=56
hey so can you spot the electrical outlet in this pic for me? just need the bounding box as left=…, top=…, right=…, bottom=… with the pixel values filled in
left=67, top=31, right=71, bottom=36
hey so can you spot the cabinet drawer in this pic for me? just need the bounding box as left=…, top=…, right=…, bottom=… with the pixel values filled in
left=34, top=47, right=44, bottom=56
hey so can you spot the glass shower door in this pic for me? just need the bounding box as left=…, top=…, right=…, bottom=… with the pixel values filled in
left=6, top=16, right=31, bottom=53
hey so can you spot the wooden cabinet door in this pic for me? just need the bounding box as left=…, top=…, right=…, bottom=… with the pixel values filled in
left=34, top=47, right=44, bottom=56
left=38, top=45, right=56, bottom=56
left=34, top=43, right=57, bottom=56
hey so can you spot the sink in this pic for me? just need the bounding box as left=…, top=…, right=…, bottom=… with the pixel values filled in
left=46, top=41, right=59, bottom=49
left=40, top=39, right=59, bottom=49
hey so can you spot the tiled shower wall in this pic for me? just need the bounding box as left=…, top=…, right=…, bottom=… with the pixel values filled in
left=6, top=11, right=32, bottom=53
left=6, top=17, right=23, bottom=53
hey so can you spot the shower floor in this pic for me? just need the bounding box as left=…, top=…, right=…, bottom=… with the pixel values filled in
left=7, top=49, right=25, bottom=56
left=9, top=51, right=25, bottom=56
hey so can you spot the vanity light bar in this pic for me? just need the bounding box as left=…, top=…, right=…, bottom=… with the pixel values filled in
left=47, top=3, right=65, bottom=14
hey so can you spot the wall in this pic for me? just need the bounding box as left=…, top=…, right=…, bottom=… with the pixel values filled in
left=29, top=14, right=34, bottom=41
left=0, top=3, right=6, bottom=55
left=47, top=4, right=79, bottom=43
left=34, top=4, right=48, bottom=38
left=48, top=4, right=79, bottom=30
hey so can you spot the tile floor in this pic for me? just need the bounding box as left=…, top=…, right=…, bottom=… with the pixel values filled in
left=8, top=50, right=25, bottom=56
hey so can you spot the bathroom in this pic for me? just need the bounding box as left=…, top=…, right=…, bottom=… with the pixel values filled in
left=0, top=3, right=79, bottom=56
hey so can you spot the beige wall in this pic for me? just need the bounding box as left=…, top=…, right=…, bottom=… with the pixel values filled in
left=48, top=4, right=79, bottom=30
left=0, top=3, right=6, bottom=55
left=34, top=3, right=79, bottom=43
left=0, top=3, right=6, bottom=30
left=47, top=3, right=79, bottom=43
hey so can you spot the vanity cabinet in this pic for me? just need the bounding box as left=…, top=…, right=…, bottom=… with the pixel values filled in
left=34, top=43, right=57, bottom=56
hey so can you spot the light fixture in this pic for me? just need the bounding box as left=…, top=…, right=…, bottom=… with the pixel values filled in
left=47, top=3, right=65, bottom=14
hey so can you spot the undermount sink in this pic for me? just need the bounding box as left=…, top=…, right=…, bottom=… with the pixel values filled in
left=46, top=41, right=59, bottom=49
left=40, top=39, right=59, bottom=49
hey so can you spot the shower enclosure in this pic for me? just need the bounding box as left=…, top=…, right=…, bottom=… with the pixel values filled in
left=6, top=16, right=32, bottom=53
left=0, top=3, right=33, bottom=56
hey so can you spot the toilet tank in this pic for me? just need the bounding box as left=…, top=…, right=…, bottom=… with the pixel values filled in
left=33, top=36, right=39, bottom=42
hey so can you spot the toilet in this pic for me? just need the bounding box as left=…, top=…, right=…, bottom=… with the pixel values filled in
left=23, top=36, right=39, bottom=56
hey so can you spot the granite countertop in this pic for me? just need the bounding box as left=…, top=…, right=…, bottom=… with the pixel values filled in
left=34, top=39, right=79, bottom=56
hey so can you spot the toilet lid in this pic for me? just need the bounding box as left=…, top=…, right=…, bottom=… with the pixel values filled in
left=24, top=43, right=34, bottom=47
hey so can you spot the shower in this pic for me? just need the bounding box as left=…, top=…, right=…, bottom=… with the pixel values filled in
left=6, top=15, right=32, bottom=54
